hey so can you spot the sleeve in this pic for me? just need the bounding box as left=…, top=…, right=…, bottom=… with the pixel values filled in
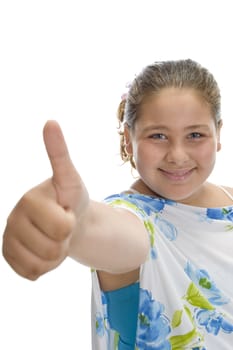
left=103, top=193, right=157, bottom=261
left=103, top=193, right=148, bottom=223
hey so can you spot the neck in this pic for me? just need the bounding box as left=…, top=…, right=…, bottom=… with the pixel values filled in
left=130, top=179, right=233, bottom=208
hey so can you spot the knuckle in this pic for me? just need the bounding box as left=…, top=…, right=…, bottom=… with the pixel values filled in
left=26, top=263, right=44, bottom=280
left=24, top=272, right=39, bottom=281
left=51, top=218, right=72, bottom=241
left=2, top=233, right=16, bottom=260
left=19, top=190, right=35, bottom=209
left=44, top=242, right=64, bottom=261
left=2, top=233, right=8, bottom=258
left=5, top=211, right=18, bottom=233
left=2, top=251, right=40, bottom=281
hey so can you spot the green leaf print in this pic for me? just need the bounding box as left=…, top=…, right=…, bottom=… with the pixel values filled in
left=183, top=282, right=214, bottom=310
left=171, top=310, right=183, bottom=328
left=170, top=305, right=204, bottom=349
left=171, top=306, right=196, bottom=329
left=110, top=199, right=144, bottom=216
left=199, top=277, right=211, bottom=289
left=225, top=224, right=233, bottom=231
left=169, top=327, right=203, bottom=350
left=114, top=332, right=119, bottom=350
left=222, top=208, right=230, bottom=215
left=144, top=220, right=154, bottom=234
left=183, top=305, right=194, bottom=326
left=139, top=313, right=150, bottom=327
left=144, top=220, right=155, bottom=246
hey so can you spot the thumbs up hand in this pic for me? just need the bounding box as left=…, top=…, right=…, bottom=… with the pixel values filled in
left=2, top=121, right=89, bottom=280
left=43, top=120, right=89, bottom=214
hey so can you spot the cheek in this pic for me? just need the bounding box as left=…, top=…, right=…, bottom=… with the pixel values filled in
left=195, top=141, right=217, bottom=165
left=132, top=143, right=149, bottom=166
left=133, top=143, right=163, bottom=168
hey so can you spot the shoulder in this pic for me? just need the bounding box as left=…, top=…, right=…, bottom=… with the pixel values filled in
left=222, top=186, right=233, bottom=196
left=120, top=189, right=139, bottom=195
left=222, top=186, right=233, bottom=194
left=218, top=185, right=233, bottom=203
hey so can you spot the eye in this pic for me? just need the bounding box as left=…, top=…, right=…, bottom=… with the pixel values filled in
left=188, top=132, right=203, bottom=139
left=149, top=133, right=167, bottom=140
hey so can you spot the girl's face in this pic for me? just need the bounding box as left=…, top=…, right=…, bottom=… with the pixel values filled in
left=124, top=88, right=222, bottom=205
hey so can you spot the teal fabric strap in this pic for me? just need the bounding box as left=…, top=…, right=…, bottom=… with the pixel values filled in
left=103, top=282, right=139, bottom=350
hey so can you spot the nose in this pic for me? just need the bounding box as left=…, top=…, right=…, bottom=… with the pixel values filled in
left=165, top=142, right=190, bottom=165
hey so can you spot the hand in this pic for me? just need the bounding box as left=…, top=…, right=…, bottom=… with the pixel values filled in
left=2, top=121, right=89, bottom=280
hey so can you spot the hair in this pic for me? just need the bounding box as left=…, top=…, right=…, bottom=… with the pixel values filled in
left=117, top=58, right=221, bottom=168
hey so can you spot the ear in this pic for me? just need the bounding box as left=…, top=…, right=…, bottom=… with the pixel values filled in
left=124, top=124, right=133, bottom=155
left=216, top=119, right=223, bottom=152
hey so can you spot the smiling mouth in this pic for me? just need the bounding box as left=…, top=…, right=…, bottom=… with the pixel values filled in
left=159, top=168, right=194, bottom=181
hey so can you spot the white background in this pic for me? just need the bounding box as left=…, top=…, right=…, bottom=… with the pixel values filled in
left=0, top=0, right=233, bottom=348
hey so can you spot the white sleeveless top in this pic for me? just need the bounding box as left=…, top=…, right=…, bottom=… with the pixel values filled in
left=91, top=187, right=233, bottom=349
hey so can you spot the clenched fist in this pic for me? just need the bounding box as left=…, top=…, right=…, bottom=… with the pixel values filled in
left=2, top=121, right=89, bottom=280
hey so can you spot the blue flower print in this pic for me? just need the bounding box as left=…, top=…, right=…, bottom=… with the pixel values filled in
left=101, top=291, right=107, bottom=305
left=95, top=312, right=105, bottom=337
left=126, top=195, right=166, bottom=216
left=124, top=195, right=178, bottom=241
left=95, top=292, right=110, bottom=338
left=207, top=207, right=233, bottom=221
left=151, top=247, right=158, bottom=260
left=136, top=288, right=171, bottom=349
left=133, top=195, right=176, bottom=216
left=184, top=261, right=230, bottom=306
left=195, top=309, right=233, bottom=335
left=206, top=208, right=224, bottom=220
left=155, top=217, right=178, bottom=241
left=105, top=193, right=176, bottom=217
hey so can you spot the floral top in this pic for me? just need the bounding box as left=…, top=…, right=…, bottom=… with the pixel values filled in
left=91, top=193, right=233, bottom=349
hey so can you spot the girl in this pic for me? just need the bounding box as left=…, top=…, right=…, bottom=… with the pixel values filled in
left=3, top=59, right=233, bottom=349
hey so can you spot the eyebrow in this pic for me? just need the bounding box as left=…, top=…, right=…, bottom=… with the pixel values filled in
left=141, top=124, right=210, bottom=132
left=184, top=124, right=210, bottom=130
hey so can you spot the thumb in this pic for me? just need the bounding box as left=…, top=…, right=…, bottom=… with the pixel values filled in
left=43, top=120, right=84, bottom=209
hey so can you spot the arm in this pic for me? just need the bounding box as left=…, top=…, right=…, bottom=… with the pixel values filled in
left=2, top=121, right=149, bottom=280
left=69, top=199, right=149, bottom=273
